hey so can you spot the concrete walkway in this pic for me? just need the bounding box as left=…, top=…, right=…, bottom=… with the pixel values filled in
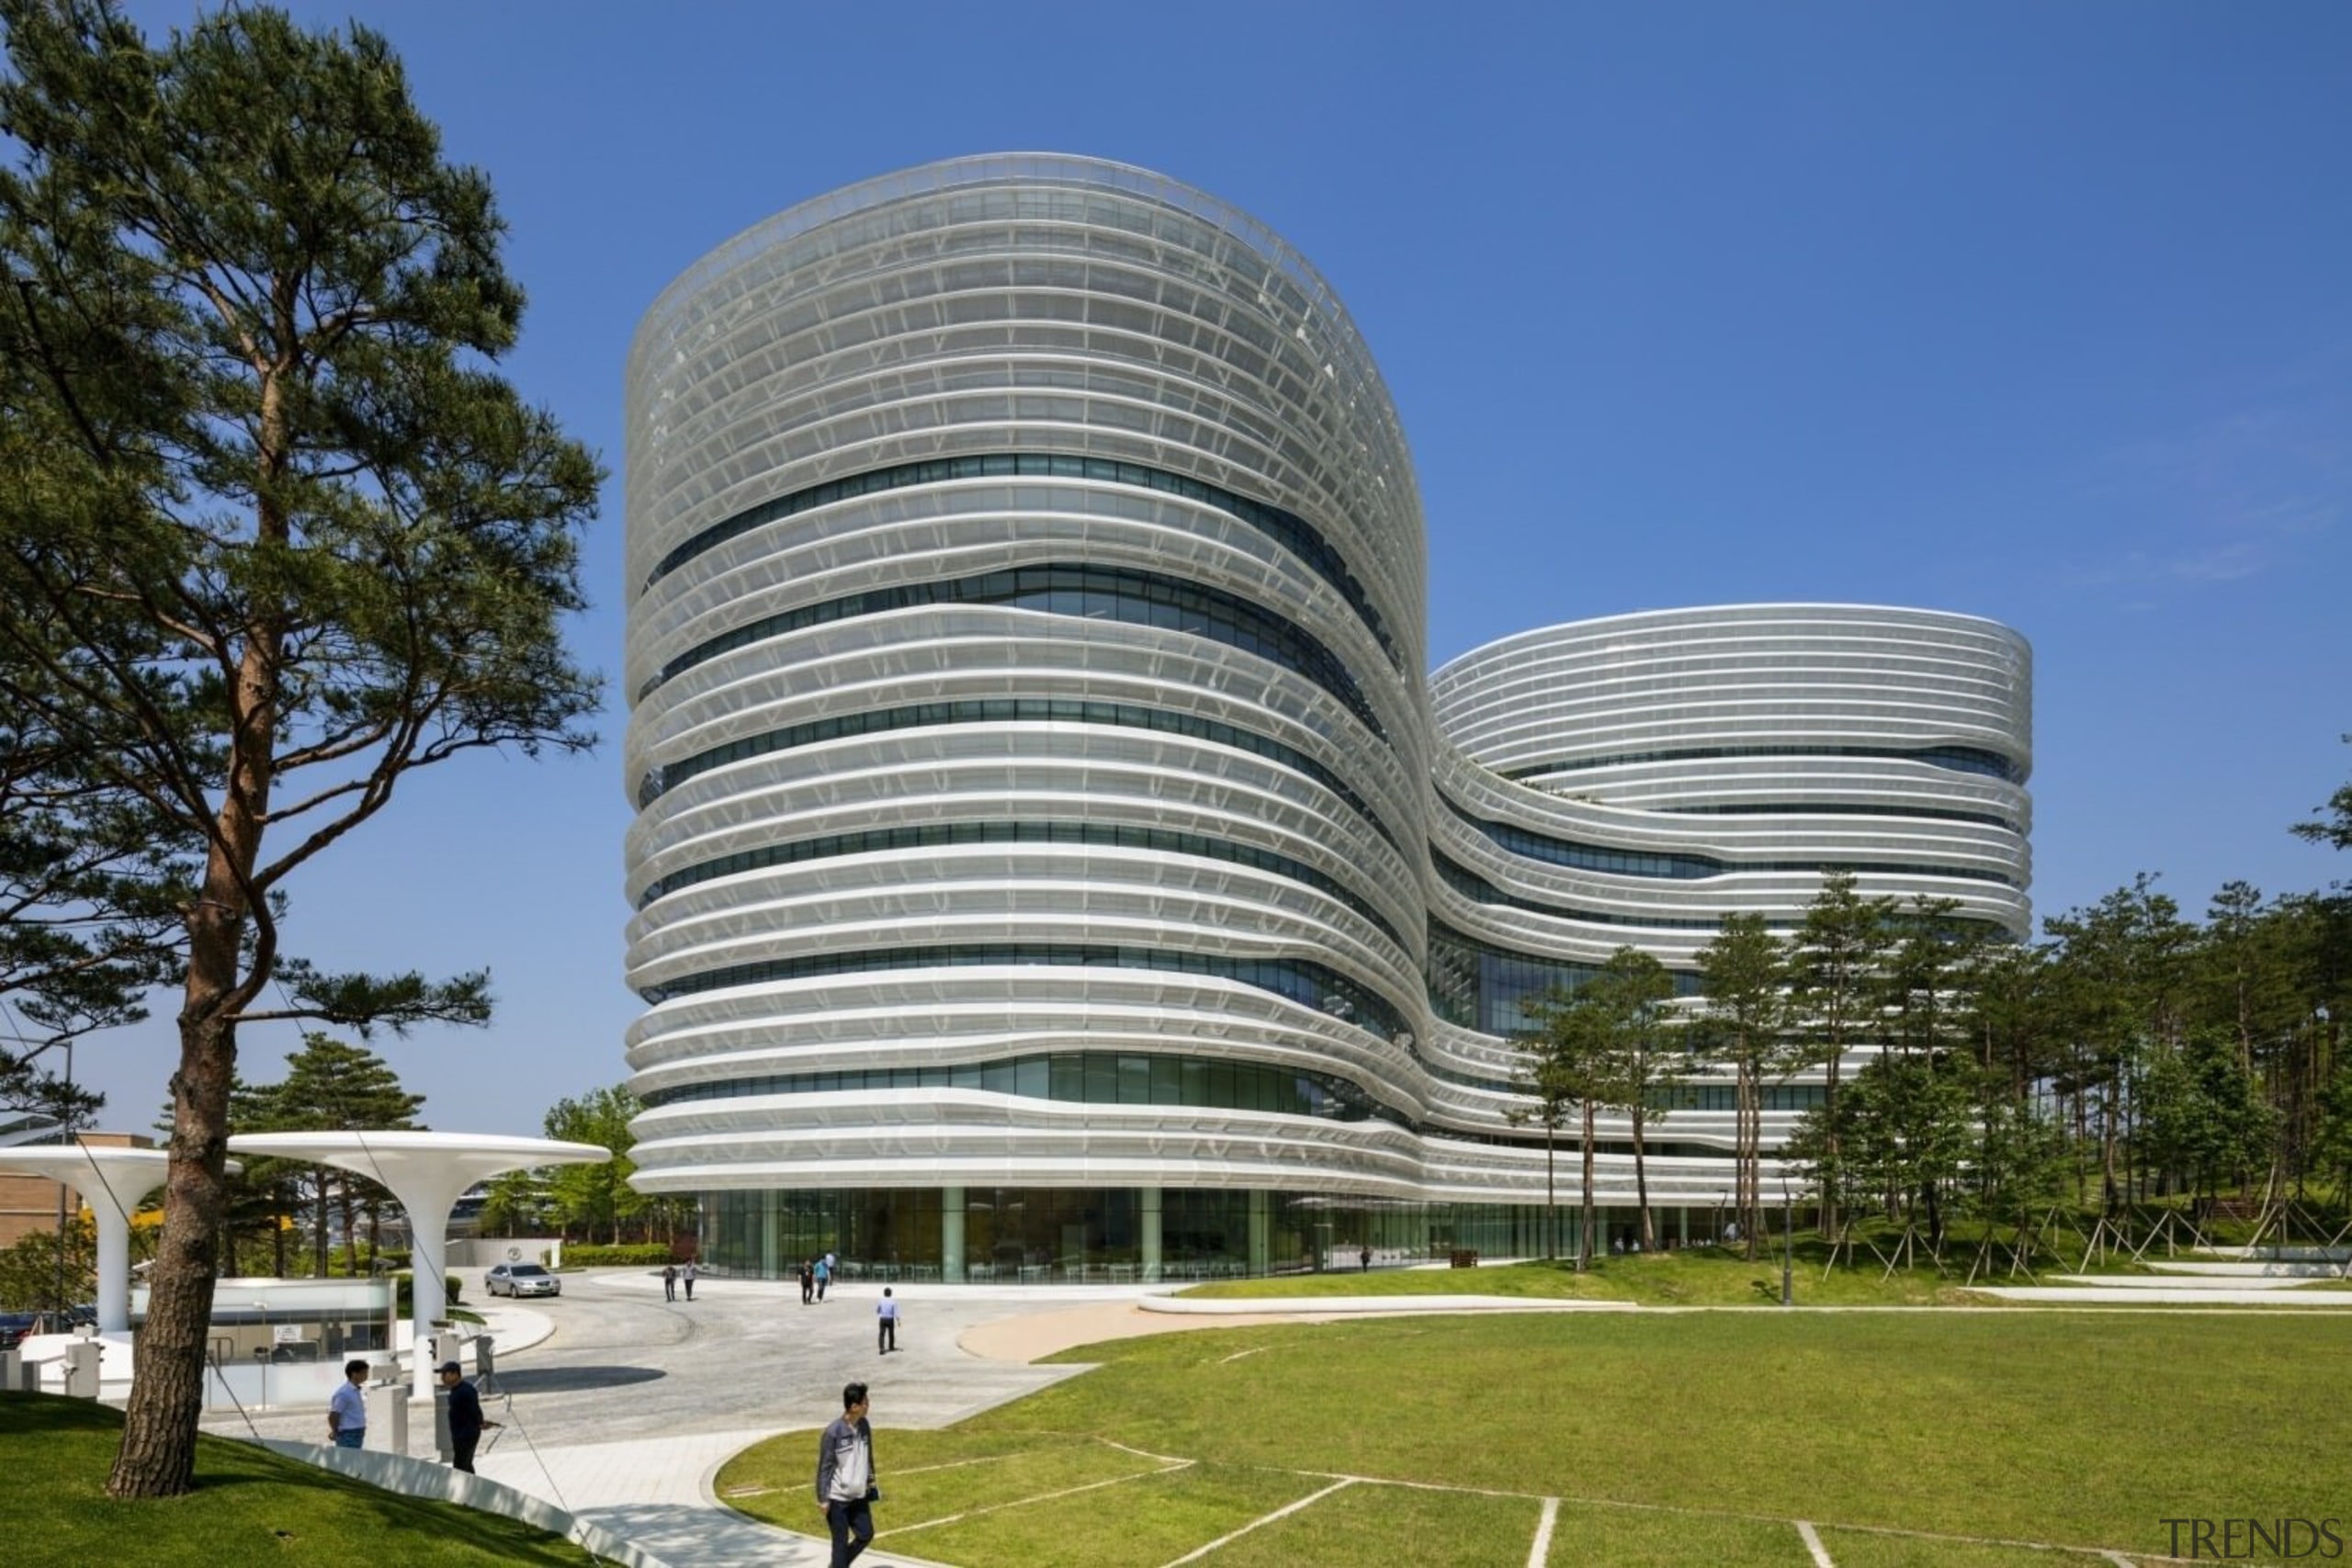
left=204, top=1268, right=1131, bottom=1566
left=1964, top=1283, right=2352, bottom=1306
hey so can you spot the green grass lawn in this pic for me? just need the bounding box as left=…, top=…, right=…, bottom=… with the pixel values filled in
left=0, top=1393, right=599, bottom=1567
left=1176, top=1243, right=2352, bottom=1307
left=1179, top=1248, right=1991, bottom=1305
left=722, top=1311, right=2352, bottom=1566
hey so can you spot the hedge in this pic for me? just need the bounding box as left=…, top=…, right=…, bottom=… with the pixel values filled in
left=559, top=1244, right=675, bottom=1268
left=391, top=1272, right=463, bottom=1315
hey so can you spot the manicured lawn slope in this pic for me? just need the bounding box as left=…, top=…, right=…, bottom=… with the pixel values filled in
left=723, top=1312, right=2350, bottom=1566
left=0, top=1393, right=597, bottom=1567
left=1175, top=1248, right=2273, bottom=1305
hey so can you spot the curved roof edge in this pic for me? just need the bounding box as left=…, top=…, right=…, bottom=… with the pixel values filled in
left=630, top=152, right=1365, bottom=382
left=1435, top=603, right=2032, bottom=679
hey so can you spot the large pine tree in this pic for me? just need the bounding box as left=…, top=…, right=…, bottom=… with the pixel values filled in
left=0, top=2, right=598, bottom=1495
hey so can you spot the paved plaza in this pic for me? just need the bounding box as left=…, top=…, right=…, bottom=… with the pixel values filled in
left=190, top=1259, right=2352, bottom=1564
left=201, top=1268, right=1158, bottom=1566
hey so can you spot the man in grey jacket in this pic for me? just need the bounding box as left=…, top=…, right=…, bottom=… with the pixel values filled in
left=814, top=1381, right=877, bottom=1566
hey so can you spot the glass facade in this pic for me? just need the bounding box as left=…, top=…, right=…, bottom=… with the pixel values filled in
left=1444, top=798, right=2017, bottom=887
left=643, top=1050, right=1407, bottom=1122
left=635, top=694, right=1401, bottom=851
left=1501, top=743, right=2026, bottom=785
left=645, top=562, right=1385, bottom=739
left=639, top=943, right=1411, bottom=1042
left=698, top=1185, right=1614, bottom=1281
left=1427, top=923, right=1703, bottom=1034
left=645, top=451, right=1403, bottom=673
left=639, top=819, right=1405, bottom=945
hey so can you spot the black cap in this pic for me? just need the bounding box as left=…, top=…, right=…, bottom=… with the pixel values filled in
left=436, top=1360, right=463, bottom=1375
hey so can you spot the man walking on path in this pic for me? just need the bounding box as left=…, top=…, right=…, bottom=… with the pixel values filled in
left=327, top=1359, right=368, bottom=1450
left=439, top=1359, right=499, bottom=1472
left=684, top=1259, right=697, bottom=1301
left=876, top=1288, right=899, bottom=1355
left=800, top=1258, right=816, bottom=1304
left=814, top=1255, right=830, bottom=1302
left=662, top=1263, right=677, bottom=1302
left=815, top=1381, right=878, bottom=1566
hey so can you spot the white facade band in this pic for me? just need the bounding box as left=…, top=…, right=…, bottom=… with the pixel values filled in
left=620, top=155, right=2031, bottom=1274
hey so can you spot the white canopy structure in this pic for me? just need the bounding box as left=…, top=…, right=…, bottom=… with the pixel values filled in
left=227, top=1131, right=608, bottom=1399
left=0, top=1144, right=238, bottom=1332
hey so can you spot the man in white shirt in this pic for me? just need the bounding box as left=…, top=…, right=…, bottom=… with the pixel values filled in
left=328, top=1359, right=368, bottom=1449
left=876, top=1287, right=899, bottom=1355
left=814, top=1381, right=877, bottom=1566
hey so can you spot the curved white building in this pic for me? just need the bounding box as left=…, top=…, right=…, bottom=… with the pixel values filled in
left=621, top=156, right=2032, bottom=1279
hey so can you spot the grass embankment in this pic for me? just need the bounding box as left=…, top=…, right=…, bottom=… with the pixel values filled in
left=720, top=1312, right=2352, bottom=1566
left=1183, top=1247, right=1987, bottom=1305
left=1180, top=1238, right=2352, bottom=1307
left=0, top=1393, right=598, bottom=1567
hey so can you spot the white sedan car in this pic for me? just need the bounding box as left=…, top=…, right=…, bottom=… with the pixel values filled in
left=483, top=1262, right=561, bottom=1298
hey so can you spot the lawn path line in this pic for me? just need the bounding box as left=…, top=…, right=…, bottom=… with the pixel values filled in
left=1229, top=1464, right=2195, bottom=1566
left=893, top=1450, right=1064, bottom=1477
left=1155, top=1477, right=1358, bottom=1567
left=1218, top=1346, right=1269, bottom=1364
left=1796, top=1520, right=1835, bottom=1567
left=1527, top=1497, right=1559, bottom=1568
left=1816, top=1518, right=2189, bottom=1564
left=1100, top=1437, right=1195, bottom=1466
left=879, top=1459, right=1195, bottom=1538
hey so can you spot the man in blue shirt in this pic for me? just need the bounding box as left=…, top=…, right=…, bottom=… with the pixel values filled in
left=439, top=1359, right=499, bottom=1472
left=327, top=1359, right=368, bottom=1449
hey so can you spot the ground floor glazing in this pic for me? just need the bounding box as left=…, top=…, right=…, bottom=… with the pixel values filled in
left=697, top=1186, right=1730, bottom=1281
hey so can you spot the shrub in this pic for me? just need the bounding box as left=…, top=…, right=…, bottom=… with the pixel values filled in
left=559, top=1244, right=674, bottom=1268
left=391, top=1272, right=463, bottom=1317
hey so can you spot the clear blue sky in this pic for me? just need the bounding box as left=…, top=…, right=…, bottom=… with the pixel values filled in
left=76, top=1, right=2352, bottom=1135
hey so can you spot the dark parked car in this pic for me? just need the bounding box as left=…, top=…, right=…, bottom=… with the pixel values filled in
left=0, top=1310, right=78, bottom=1348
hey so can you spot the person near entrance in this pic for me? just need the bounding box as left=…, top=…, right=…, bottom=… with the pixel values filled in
left=662, top=1262, right=677, bottom=1301
left=328, top=1359, right=368, bottom=1449
left=815, top=1381, right=879, bottom=1566
left=439, top=1359, right=500, bottom=1472
left=876, top=1287, right=899, bottom=1354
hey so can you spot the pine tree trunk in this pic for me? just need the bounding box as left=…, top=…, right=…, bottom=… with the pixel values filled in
left=1578, top=1100, right=1597, bottom=1271
left=108, top=1008, right=237, bottom=1495
left=1632, top=1106, right=1654, bottom=1250
left=1545, top=1124, right=1557, bottom=1261
left=113, top=477, right=282, bottom=1496
left=1821, top=1050, right=1842, bottom=1237
left=1741, top=1056, right=1760, bottom=1262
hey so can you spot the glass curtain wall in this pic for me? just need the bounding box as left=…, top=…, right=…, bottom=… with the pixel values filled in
left=700, top=1188, right=1589, bottom=1280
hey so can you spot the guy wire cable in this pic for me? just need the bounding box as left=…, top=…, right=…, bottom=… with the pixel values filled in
left=256, top=996, right=562, bottom=1500
left=204, top=1341, right=267, bottom=1444
left=494, top=1387, right=574, bottom=1513
left=348, top=1122, right=570, bottom=1509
